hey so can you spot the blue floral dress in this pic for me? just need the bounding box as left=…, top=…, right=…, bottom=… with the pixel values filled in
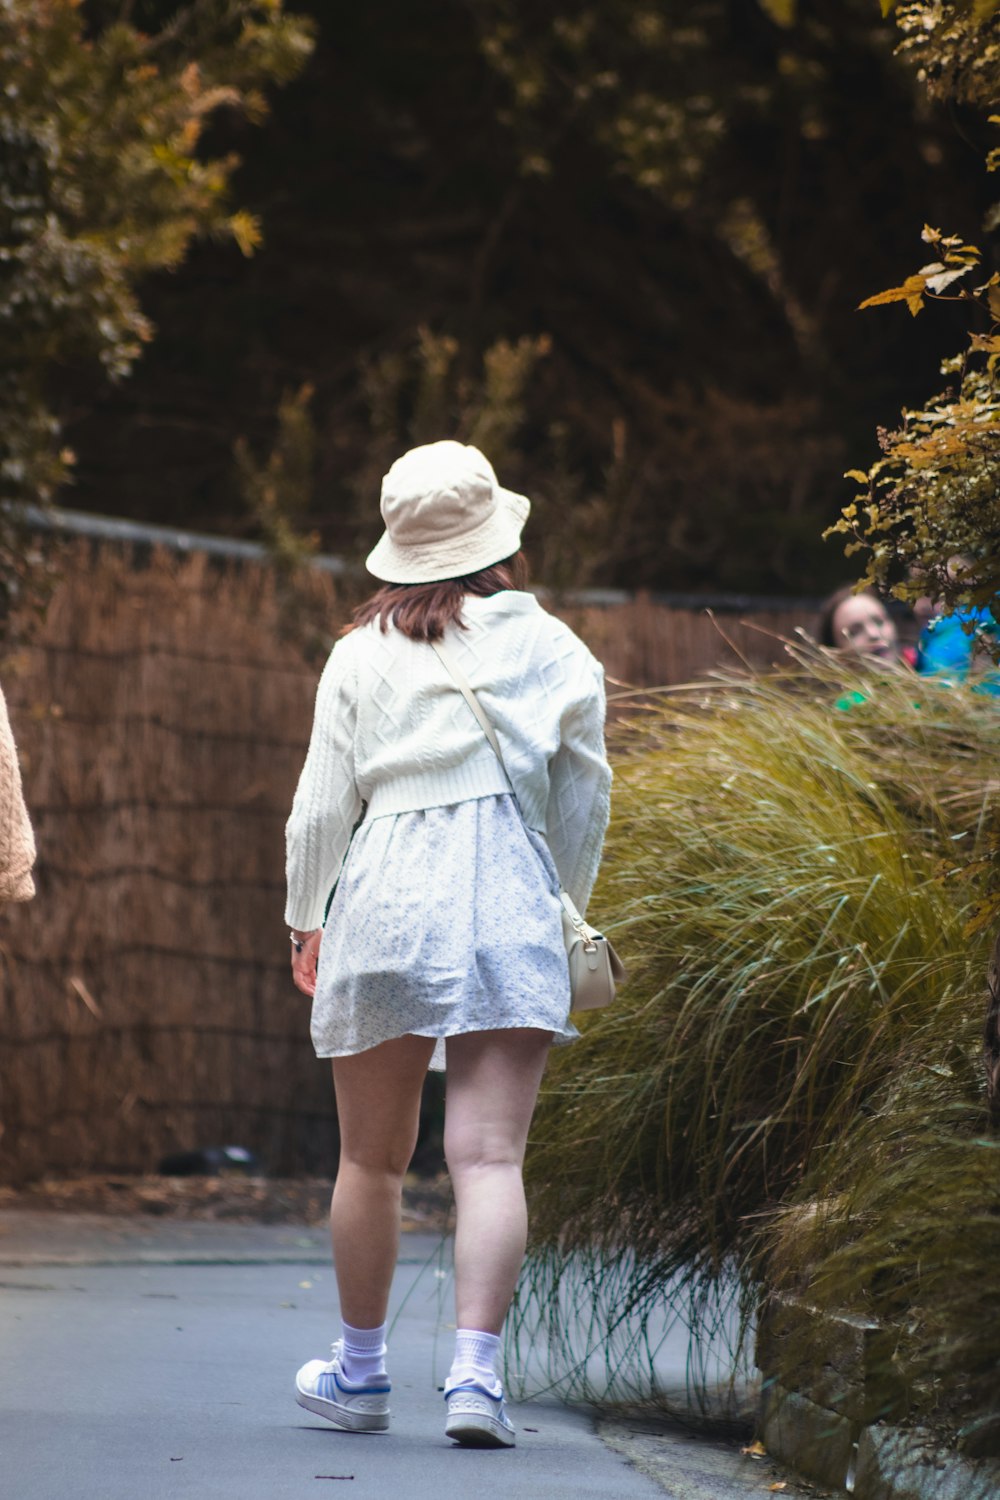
left=310, top=793, right=576, bottom=1068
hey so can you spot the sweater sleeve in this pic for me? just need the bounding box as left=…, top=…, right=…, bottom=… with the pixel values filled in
left=0, top=683, right=36, bottom=904
left=545, top=651, right=612, bottom=914
left=284, top=641, right=363, bottom=932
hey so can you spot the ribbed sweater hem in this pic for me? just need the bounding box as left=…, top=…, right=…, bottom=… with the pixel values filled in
left=364, top=765, right=546, bottom=831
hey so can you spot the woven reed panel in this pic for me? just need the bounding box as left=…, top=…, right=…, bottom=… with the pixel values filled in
left=0, top=542, right=345, bottom=1182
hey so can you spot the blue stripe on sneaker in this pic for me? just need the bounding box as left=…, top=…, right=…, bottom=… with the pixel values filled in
left=316, top=1370, right=390, bottom=1400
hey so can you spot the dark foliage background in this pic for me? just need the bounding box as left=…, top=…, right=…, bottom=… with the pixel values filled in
left=44, top=2, right=1000, bottom=590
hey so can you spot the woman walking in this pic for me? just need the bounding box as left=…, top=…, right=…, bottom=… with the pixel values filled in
left=285, top=440, right=611, bottom=1448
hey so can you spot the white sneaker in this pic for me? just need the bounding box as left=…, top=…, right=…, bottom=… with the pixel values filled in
left=444, top=1378, right=516, bottom=1448
left=295, top=1342, right=391, bottom=1432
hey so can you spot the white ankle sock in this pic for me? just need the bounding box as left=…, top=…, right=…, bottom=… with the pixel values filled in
left=340, top=1320, right=388, bottom=1384
left=448, top=1328, right=502, bottom=1392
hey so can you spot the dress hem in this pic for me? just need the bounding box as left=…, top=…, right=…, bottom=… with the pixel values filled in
left=313, top=1018, right=576, bottom=1060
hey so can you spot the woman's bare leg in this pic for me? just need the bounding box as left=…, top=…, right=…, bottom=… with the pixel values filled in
left=330, top=1034, right=437, bottom=1328
left=444, top=1028, right=551, bottom=1334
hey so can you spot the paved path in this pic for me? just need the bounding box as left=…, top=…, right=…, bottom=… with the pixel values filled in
left=0, top=1212, right=801, bottom=1500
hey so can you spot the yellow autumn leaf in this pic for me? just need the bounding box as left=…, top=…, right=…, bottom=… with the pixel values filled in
left=230, top=211, right=263, bottom=257
left=966, top=902, right=1000, bottom=939
left=758, top=0, right=796, bottom=24
left=741, top=1439, right=768, bottom=1458
left=180, top=118, right=203, bottom=153
left=844, top=469, right=869, bottom=483
left=858, top=275, right=926, bottom=314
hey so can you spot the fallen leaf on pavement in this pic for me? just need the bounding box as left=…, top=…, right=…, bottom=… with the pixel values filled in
left=741, top=1440, right=767, bottom=1458
left=769, top=1484, right=787, bottom=1492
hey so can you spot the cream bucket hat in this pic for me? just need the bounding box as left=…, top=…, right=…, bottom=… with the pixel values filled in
left=365, top=440, right=530, bottom=584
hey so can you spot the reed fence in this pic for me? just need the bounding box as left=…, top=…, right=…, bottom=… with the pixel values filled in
left=0, top=535, right=812, bottom=1183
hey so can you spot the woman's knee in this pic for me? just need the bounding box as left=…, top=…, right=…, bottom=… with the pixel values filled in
left=444, top=1135, right=521, bottom=1180
left=338, top=1128, right=419, bottom=1181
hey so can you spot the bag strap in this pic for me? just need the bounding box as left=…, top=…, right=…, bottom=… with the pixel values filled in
left=429, top=639, right=513, bottom=789
left=431, top=637, right=593, bottom=933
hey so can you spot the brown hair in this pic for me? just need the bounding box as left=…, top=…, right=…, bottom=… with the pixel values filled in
left=344, top=552, right=530, bottom=642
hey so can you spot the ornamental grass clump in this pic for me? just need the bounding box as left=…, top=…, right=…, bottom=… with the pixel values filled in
left=769, top=1096, right=1000, bottom=1457
left=514, top=650, right=996, bottom=1412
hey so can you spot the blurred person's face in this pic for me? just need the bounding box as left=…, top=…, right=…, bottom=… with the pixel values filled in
left=830, top=596, right=898, bottom=661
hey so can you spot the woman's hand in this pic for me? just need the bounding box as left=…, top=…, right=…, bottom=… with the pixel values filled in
left=289, top=928, right=321, bottom=997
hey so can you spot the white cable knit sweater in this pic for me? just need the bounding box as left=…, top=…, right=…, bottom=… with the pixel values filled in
left=284, top=591, right=611, bottom=933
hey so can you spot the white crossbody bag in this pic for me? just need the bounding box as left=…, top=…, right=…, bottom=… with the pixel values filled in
left=430, top=640, right=625, bottom=1013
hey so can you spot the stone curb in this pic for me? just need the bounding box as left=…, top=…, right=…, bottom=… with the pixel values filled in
left=757, top=1291, right=1000, bottom=1500
left=762, top=1381, right=1000, bottom=1498
left=761, top=1381, right=857, bottom=1491
left=855, top=1425, right=1000, bottom=1500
